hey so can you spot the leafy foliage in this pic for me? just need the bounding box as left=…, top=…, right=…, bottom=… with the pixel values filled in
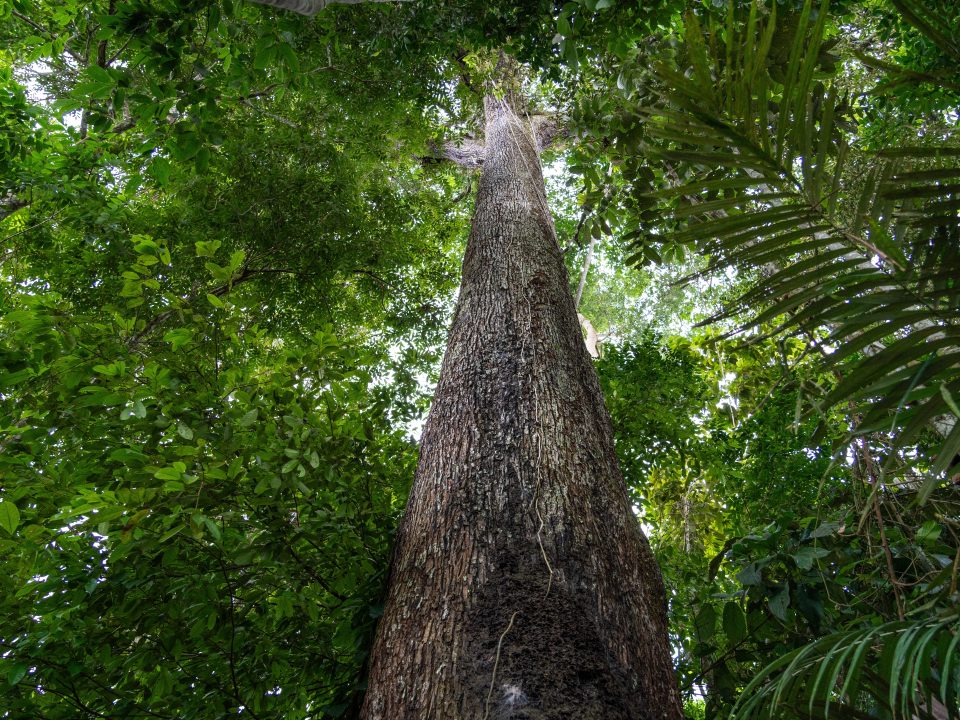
left=2, top=0, right=959, bottom=718
left=0, top=236, right=436, bottom=717
left=622, top=0, right=960, bottom=498
left=734, top=612, right=960, bottom=720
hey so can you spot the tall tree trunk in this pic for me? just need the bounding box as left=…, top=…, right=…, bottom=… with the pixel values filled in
left=361, top=86, right=682, bottom=720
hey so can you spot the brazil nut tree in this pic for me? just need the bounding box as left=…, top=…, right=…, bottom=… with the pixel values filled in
left=361, top=58, right=682, bottom=719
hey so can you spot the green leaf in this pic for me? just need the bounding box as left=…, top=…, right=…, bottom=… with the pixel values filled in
left=155, top=466, right=183, bottom=481
left=195, top=146, right=211, bottom=173
left=74, top=65, right=115, bottom=99
left=695, top=604, right=717, bottom=643
left=809, top=520, right=839, bottom=538
left=253, top=37, right=276, bottom=70
left=0, top=500, right=21, bottom=535
left=195, top=239, right=222, bottom=258
left=163, top=328, right=194, bottom=350
left=737, top=563, right=762, bottom=586
left=723, top=601, right=747, bottom=645
left=149, top=157, right=172, bottom=186
left=791, top=546, right=829, bottom=570
left=202, top=516, right=222, bottom=541
left=941, top=385, right=960, bottom=417
left=768, top=586, right=790, bottom=621
left=171, top=132, right=202, bottom=162
left=277, top=42, right=299, bottom=73
left=6, top=662, right=27, bottom=686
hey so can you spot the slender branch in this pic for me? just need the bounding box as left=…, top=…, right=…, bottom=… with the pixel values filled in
left=11, top=9, right=49, bottom=36
left=573, top=230, right=596, bottom=309
left=11, top=10, right=86, bottom=64
left=216, top=552, right=261, bottom=720
left=106, top=32, right=137, bottom=67
left=563, top=207, right=589, bottom=255
left=127, top=266, right=296, bottom=347
left=352, top=268, right=397, bottom=293
left=0, top=208, right=65, bottom=244
left=244, top=83, right=281, bottom=100
left=285, top=542, right=349, bottom=602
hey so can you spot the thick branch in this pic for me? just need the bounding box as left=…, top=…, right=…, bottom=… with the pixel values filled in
left=422, top=138, right=485, bottom=169
left=530, top=115, right=563, bottom=152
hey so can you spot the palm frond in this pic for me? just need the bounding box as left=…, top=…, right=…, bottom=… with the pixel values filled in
left=631, top=0, right=960, bottom=495
left=730, top=612, right=960, bottom=720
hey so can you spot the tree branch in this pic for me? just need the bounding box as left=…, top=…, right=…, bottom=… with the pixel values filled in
left=239, top=97, right=300, bottom=129
left=421, top=138, right=486, bottom=169
left=530, top=114, right=564, bottom=152
left=573, top=231, right=595, bottom=309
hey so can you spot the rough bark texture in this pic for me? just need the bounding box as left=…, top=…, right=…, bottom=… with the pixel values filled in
left=361, top=90, right=683, bottom=720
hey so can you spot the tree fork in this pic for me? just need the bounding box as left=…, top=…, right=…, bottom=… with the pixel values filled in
left=361, top=61, right=682, bottom=720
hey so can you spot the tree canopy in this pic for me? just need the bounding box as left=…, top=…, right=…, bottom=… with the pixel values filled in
left=1, top=0, right=958, bottom=718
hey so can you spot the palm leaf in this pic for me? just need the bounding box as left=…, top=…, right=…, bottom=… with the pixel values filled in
left=630, top=0, right=960, bottom=500
left=730, top=613, right=960, bottom=720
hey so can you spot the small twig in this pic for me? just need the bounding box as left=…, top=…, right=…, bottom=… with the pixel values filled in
left=562, top=206, right=589, bottom=255
left=452, top=50, right=481, bottom=95
left=244, top=83, right=280, bottom=100
left=950, top=545, right=960, bottom=597
left=285, top=542, right=349, bottom=602
left=216, top=553, right=261, bottom=720
left=352, top=268, right=398, bottom=294
left=11, top=9, right=49, bottom=36
left=106, top=32, right=137, bottom=67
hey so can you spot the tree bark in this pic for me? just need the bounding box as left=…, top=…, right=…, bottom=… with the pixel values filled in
left=361, top=86, right=682, bottom=720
